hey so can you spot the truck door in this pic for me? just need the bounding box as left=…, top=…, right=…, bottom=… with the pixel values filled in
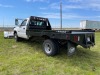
left=18, top=20, right=28, bottom=39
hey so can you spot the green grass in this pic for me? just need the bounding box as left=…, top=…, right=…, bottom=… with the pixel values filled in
left=0, top=32, right=100, bottom=75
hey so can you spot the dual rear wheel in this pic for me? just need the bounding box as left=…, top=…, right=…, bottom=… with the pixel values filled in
left=43, top=39, right=59, bottom=56
left=43, top=39, right=76, bottom=56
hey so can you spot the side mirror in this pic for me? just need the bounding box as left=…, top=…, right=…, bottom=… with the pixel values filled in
left=15, top=19, right=19, bottom=25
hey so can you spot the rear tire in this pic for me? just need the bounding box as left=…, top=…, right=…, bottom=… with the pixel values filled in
left=43, top=39, right=59, bottom=56
left=14, top=33, right=20, bottom=42
left=67, top=42, right=76, bottom=56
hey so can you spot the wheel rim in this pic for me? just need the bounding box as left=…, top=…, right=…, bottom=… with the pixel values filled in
left=14, top=33, right=18, bottom=41
left=69, top=47, right=75, bottom=54
left=14, top=34, right=17, bottom=39
left=44, top=43, right=52, bottom=54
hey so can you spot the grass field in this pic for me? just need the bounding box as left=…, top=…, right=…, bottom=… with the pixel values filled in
left=0, top=32, right=100, bottom=75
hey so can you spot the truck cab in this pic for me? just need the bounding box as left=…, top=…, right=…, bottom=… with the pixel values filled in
left=14, top=16, right=51, bottom=39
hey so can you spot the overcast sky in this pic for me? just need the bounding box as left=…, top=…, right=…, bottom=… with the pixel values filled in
left=0, top=0, right=100, bottom=28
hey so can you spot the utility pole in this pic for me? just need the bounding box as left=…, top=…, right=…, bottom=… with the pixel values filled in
left=60, top=0, right=62, bottom=30
left=3, top=17, right=4, bottom=31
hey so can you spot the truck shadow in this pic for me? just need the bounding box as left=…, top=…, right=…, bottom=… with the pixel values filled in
left=20, top=40, right=100, bottom=71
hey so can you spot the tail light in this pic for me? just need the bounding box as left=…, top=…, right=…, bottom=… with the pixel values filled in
left=74, top=36, right=80, bottom=42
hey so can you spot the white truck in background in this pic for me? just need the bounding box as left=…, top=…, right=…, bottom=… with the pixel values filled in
left=80, top=20, right=100, bottom=30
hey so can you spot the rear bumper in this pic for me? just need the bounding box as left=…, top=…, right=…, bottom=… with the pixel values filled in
left=68, top=32, right=95, bottom=48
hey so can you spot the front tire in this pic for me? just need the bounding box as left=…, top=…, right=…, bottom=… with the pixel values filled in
left=43, top=39, right=59, bottom=56
left=14, top=33, right=20, bottom=42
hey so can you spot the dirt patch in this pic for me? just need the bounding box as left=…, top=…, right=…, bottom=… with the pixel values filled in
left=12, top=45, right=17, bottom=48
